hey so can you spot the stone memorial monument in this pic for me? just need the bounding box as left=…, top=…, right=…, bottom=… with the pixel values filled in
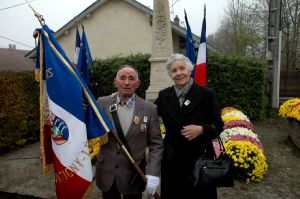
left=145, top=0, right=173, bottom=101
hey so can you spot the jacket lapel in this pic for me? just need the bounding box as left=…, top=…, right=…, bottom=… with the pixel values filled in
left=161, top=87, right=184, bottom=125
left=104, top=97, right=116, bottom=131
left=181, top=84, right=205, bottom=116
left=125, top=96, right=144, bottom=141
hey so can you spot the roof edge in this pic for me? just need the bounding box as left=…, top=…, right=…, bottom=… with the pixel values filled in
left=25, top=0, right=217, bottom=59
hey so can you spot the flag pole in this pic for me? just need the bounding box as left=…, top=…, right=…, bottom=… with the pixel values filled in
left=27, top=1, right=48, bottom=175
left=26, top=0, right=45, bottom=26
left=110, top=129, right=161, bottom=199
left=204, top=4, right=206, bottom=17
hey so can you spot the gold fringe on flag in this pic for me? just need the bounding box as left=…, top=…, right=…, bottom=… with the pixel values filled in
left=35, top=69, right=40, bottom=82
left=38, top=33, right=47, bottom=176
left=88, top=133, right=108, bottom=159
left=38, top=33, right=53, bottom=176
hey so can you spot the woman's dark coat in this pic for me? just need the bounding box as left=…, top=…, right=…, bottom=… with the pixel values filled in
left=155, top=82, right=223, bottom=199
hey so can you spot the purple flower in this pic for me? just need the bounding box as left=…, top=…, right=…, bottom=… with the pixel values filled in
left=224, top=120, right=255, bottom=132
left=230, top=134, right=264, bottom=151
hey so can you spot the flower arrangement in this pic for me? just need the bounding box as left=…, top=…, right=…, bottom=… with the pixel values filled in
left=230, top=134, right=264, bottom=151
left=220, top=107, right=268, bottom=183
left=220, top=127, right=258, bottom=144
left=224, top=120, right=255, bottom=132
left=225, top=140, right=268, bottom=184
left=278, top=98, right=300, bottom=121
left=221, top=107, right=238, bottom=116
left=222, top=110, right=250, bottom=122
left=222, top=115, right=243, bottom=124
left=289, top=104, right=300, bottom=121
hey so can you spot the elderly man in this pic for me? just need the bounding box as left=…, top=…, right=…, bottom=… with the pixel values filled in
left=96, top=65, right=163, bottom=199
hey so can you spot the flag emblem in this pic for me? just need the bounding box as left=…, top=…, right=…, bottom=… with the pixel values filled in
left=50, top=113, right=69, bottom=145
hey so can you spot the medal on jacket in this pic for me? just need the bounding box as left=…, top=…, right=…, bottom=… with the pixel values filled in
left=141, top=124, right=147, bottom=133
left=184, top=99, right=191, bottom=106
left=133, top=116, right=140, bottom=124
left=141, top=116, right=148, bottom=133
left=143, top=116, right=148, bottom=123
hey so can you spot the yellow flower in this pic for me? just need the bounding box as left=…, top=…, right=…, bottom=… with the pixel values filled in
left=288, top=105, right=300, bottom=121
left=222, top=115, right=241, bottom=123
left=225, top=140, right=268, bottom=183
left=279, top=98, right=300, bottom=120
left=221, top=107, right=238, bottom=116
left=246, top=178, right=251, bottom=184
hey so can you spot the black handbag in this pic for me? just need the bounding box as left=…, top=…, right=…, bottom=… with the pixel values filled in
left=192, top=138, right=234, bottom=187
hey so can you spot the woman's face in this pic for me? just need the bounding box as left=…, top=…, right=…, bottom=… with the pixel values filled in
left=169, top=60, right=191, bottom=88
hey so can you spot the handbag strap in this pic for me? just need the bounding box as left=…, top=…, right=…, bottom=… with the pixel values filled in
left=109, top=102, right=133, bottom=156
left=215, top=136, right=228, bottom=157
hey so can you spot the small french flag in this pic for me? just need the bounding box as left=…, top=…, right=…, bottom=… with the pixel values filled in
left=194, top=14, right=207, bottom=87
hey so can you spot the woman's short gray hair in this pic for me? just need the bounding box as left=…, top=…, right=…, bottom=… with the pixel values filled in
left=165, top=54, right=194, bottom=75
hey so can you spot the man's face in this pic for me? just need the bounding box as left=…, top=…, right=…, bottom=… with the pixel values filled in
left=114, top=67, right=141, bottom=99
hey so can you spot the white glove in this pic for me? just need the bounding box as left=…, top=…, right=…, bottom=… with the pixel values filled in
left=145, top=175, right=160, bottom=195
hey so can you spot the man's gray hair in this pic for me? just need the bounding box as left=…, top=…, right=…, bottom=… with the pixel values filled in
left=165, top=54, right=194, bottom=75
left=116, top=64, right=139, bottom=80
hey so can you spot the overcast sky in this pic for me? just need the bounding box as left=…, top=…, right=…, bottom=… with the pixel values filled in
left=0, top=0, right=228, bottom=50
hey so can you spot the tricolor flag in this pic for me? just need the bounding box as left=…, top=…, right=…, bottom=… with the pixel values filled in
left=184, top=9, right=195, bottom=66
left=194, top=9, right=207, bottom=87
left=73, top=26, right=81, bottom=67
left=77, top=26, right=92, bottom=85
left=35, top=25, right=112, bottom=199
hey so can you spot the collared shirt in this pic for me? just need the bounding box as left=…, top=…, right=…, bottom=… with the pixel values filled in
left=116, top=94, right=136, bottom=108
left=115, top=94, right=136, bottom=135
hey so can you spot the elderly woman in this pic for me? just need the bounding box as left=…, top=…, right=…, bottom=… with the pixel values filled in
left=155, top=54, right=223, bottom=199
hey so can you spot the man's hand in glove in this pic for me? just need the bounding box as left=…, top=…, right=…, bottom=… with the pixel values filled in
left=145, top=175, right=160, bottom=195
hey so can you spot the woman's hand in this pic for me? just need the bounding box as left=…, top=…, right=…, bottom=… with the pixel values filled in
left=181, top=125, right=203, bottom=141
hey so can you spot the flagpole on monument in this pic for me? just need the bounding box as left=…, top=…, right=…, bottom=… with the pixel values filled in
left=27, top=3, right=160, bottom=198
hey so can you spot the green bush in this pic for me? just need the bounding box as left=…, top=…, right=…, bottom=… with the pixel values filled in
left=0, top=72, right=39, bottom=153
left=207, top=53, right=266, bottom=119
left=90, top=53, right=151, bottom=99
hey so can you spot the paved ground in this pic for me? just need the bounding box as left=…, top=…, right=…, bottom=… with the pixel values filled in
left=0, top=117, right=300, bottom=198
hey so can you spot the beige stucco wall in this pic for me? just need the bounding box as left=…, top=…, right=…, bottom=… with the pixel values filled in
left=57, top=0, right=180, bottom=61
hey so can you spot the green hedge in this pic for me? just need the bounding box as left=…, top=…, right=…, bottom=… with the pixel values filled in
left=207, top=53, right=266, bottom=119
left=0, top=53, right=266, bottom=152
left=0, top=72, right=39, bottom=153
left=90, top=53, right=151, bottom=99
left=90, top=53, right=266, bottom=119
